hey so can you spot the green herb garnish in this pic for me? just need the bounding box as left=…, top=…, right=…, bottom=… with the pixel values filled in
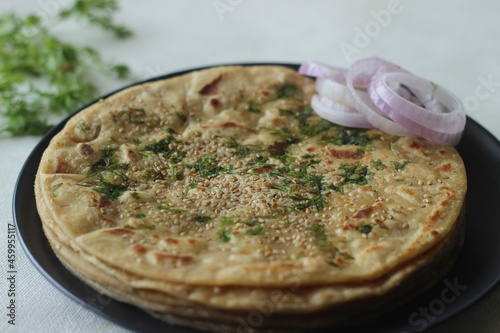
left=246, top=222, right=264, bottom=236
left=357, top=224, right=372, bottom=234
left=227, top=137, right=263, bottom=157
left=0, top=1, right=132, bottom=135
left=244, top=100, right=261, bottom=113
left=372, top=159, right=386, bottom=170
left=339, top=163, right=371, bottom=186
left=51, top=183, right=63, bottom=197
left=271, top=84, right=299, bottom=101
left=194, top=215, right=212, bottom=223
left=92, top=175, right=127, bottom=199
left=330, top=127, right=379, bottom=146
left=217, top=229, right=232, bottom=242
left=190, top=155, right=229, bottom=177
left=391, top=161, right=409, bottom=171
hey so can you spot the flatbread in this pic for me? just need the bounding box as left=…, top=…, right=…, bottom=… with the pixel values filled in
left=35, top=65, right=467, bottom=332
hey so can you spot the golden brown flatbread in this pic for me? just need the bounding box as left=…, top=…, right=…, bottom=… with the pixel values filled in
left=35, top=65, right=467, bottom=332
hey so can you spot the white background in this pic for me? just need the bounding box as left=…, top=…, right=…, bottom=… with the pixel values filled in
left=1, top=1, right=499, bottom=332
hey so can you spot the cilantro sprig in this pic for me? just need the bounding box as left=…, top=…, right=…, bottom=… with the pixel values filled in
left=0, top=0, right=132, bottom=135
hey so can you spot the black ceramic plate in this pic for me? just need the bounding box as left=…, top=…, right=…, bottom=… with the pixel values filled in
left=13, top=64, right=500, bottom=333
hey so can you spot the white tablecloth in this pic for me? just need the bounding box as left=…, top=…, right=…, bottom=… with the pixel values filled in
left=1, top=1, right=499, bottom=332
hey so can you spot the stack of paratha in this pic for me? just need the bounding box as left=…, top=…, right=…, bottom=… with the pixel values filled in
left=35, top=65, right=467, bottom=332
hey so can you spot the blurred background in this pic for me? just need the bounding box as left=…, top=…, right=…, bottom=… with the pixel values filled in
left=1, top=1, right=499, bottom=332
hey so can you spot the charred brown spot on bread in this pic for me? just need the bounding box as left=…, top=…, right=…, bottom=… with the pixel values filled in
left=187, top=238, right=198, bottom=245
left=153, top=252, right=193, bottom=263
left=98, top=196, right=112, bottom=208
left=328, top=149, right=363, bottom=160
left=438, top=186, right=457, bottom=207
left=408, top=140, right=430, bottom=154
left=103, top=228, right=134, bottom=235
left=210, top=98, right=220, bottom=107
left=79, top=143, right=94, bottom=156
left=267, top=141, right=288, bottom=156
left=430, top=210, right=442, bottom=223
left=163, top=238, right=180, bottom=245
left=436, top=163, right=453, bottom=172
left=126, top=147, right=137, bottom=159
left=219, top=121, right=257, bottom=133
left=366, top=245, right=384, bottom=253
left=430, top=230, right=439, bottom=236
left=131, top=244, right=147, bottom=253
left=199, top=75, right=223, bottom=95
left=353, top=206, right=375, bottom=218
left=402, top=188, right=418, bottom=200
left=251, top=164, right=275, bottom=173
left=341, top=224, right=356, bottom=231
left=55, top=161, right=72, bottom=174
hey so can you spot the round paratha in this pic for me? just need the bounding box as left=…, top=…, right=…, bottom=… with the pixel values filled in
left=35, top=65, right=467, bottom=332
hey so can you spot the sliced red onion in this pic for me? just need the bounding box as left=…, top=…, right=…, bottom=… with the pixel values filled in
left=311, top=95, right=372, bottom=128
left=369, top=73, right=465, bottom=133
left=301, top=57, right=466, bottom=145
left=345, top=58, right=414, bottom=137
left=298, top=61, right=346, bottom=82
left=315, top=77, right=355, bottom=105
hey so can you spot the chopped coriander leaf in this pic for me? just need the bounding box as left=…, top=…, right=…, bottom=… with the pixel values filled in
left=372, top=159, right=386, bottom=170
left=300, top=119, right=335, bottom=137
left=310, top=223, right=328, bottom=242
left=92, top=175, right=127, bottom=199
left=217, top=229, right=232, bottom=242
left=227, top=137, right=263, bottom=157
left=51, top=183, right=63, bottom=197
left=270, top=84, right=299, bottom=101
left=190, top=155, right=230, bottom=177
left=390, top=137, right=400, bottom=155
left=246, top=222, right=264, bottom=236
left=91, top=147, right=117, bottom=172
left=339, top=163, right=371, bottom=186
left=357, top=224, right=373, bottom=234
left=194, top=215, right=212, bottom=223
left=176, top=112, right=187, bottom=122
left=244, top=100, right=261, bottom=113
left=329, top=127, right=379, bottom=146
left=0, top=3, right=132, bottom=136
left=144, top=135, right=178, bottom=155
left=327, top=184, right=344, bottom=194
left=391, top=161, right=409, bottom=171
left=356, top=148, right=365, bottom=155
left=271, top=185, right=289, bottom=192
left=134, top=213, right=146, bottom=219
left=187, top=181, right=198, bottom=189
left=219, top=216, right=236, bottom=227
left=291, top=193, right=326, bottom=211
